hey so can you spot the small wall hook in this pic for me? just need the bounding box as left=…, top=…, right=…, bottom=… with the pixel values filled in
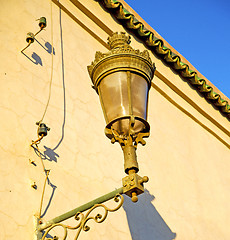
left=30, top=180, right=37, bottom=189
left=29, top=159, right=37, bottom=166
left=36, top=122, right=50, bottom=137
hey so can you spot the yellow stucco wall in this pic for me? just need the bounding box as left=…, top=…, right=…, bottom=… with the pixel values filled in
left=0, top=0, right=229, bottom=240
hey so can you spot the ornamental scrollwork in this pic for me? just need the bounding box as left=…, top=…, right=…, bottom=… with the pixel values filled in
left=41, top=194, right=124, bottom=240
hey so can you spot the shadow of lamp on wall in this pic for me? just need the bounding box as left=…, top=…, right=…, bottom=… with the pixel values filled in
left=34, top=32, right=158, bottom=240
left=123, top=190, right=176, bottom=240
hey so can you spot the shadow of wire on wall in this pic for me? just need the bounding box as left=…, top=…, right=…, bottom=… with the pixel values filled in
left=21, top=51, right=43, bottom=65
left=31, top=145, right=59, bottom=162
left=35, top=38, right=56, bottom=55
left=51, top=8, right=66, bottom=152
left=123, top=189, right=176, bottom=240
left=21, top=39, right=55, bottom=65
left=43, top=146, right=60, bottom=162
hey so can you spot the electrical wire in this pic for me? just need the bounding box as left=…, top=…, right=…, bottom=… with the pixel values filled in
left=38, top=0, right=54, bottom=124
left=35, top=143, right=46, bottom=172
left=34, top=27, right=43, bottom=37
left=36, top=1, right=54, bottom=219
left=31, top=134, right=44, bottom=146
left=21, top=41, right=32, bottom=53
left=39, top=170, right=50, bottom=218
left=35, top=143, right=50, bottom=218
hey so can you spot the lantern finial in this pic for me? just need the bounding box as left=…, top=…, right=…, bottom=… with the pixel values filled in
left=107, top=32, right=131, bottom=49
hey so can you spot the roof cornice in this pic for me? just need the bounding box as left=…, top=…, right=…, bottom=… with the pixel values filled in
left=98, top=0, right=230, bottom=120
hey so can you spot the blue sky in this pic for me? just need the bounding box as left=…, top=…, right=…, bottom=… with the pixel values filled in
left=124, top=0, right=230, bottom=98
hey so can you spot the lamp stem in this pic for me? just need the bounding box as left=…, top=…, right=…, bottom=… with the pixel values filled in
left=123, top=144, right=139, bottom=174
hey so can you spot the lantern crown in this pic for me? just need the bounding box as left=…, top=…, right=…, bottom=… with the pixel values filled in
left=87, top=32, right=155, bottom=90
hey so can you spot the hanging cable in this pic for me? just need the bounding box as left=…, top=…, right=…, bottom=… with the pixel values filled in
left=21, top=40, right=33, bottom=53
left=35, top=143, right=46, bottom=172
left=35, top=142, right=50, bottom=219
left=34, top=1, right=54, bottom=220
left=39, top=169, right=50, bottom=218
left=38, top=1, right=54, bottom=124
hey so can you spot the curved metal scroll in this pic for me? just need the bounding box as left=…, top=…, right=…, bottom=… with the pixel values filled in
left=41, top=194, right=124, bottom=240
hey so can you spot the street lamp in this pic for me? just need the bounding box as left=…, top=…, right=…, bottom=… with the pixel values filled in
left=88, top=32, right=155, bottom=202
left=34, top=32, right=155, bottom=240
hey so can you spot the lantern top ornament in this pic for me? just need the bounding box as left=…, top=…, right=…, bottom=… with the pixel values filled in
left=87, top=32, right=155, bottom=91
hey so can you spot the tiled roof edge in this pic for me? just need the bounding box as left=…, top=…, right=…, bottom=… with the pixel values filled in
left=99, top=0, right=230, bottom=120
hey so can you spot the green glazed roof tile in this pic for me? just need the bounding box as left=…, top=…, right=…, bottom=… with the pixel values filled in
left=98, top=0, right=230, bottom=120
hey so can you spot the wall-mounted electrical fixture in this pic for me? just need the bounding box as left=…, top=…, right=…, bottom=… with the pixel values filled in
left=21, top=17, right=47, bottom=53
left=26, top=32, right=35, bottom=44
left=37, top=17, right=47, bottom=31
left=31, top=122, right=50, bottom=146
left=33, top=32, right=155, bottom=240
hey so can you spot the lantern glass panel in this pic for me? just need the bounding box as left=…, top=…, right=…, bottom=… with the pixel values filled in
left=98, top=71, right=149, bottom=137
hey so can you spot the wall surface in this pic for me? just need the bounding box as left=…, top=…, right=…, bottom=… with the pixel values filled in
left=0, top=0, right=229, bottom=240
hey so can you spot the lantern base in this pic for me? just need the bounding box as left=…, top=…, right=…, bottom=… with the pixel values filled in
left=104, top=115, right=150, bottom=143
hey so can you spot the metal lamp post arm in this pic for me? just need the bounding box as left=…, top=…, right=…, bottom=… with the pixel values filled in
left=35, top=187, right=124, bottom=240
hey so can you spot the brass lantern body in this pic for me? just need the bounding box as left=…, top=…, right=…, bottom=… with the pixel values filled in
left=88, top=32, right=155, bottom=140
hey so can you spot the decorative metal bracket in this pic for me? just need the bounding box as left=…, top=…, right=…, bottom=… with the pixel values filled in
left=35, top=188, right=124, bottom=240
left=39, top=194, right=123, bottom=240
